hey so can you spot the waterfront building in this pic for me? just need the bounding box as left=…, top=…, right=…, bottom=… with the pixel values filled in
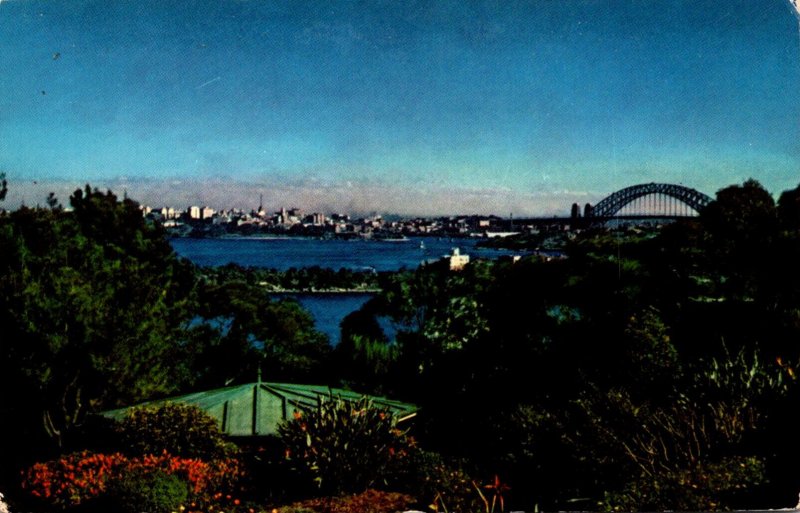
left=201, top=206, right=215, bottom=219
left=308, top=212, right=326, bottom=226
left=445, top=248, right=470, bottom=271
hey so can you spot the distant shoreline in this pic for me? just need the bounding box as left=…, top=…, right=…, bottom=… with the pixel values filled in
left=172, top=234, right=305, bottom=241
left=168, top=233, right=474, bottom=241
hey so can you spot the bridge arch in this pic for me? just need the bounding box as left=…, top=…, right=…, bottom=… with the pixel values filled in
left=587, top=183, right=712, bottom=218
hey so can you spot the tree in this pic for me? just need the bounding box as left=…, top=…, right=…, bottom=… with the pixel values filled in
left=622, top=307, right=679, bottom=395
left=701, top=179, right=777, bottom=249
left=45, top=191, right=60, bottom=210
left=332, top=304, right=398, bottom=392
left=772, top=183, right=800, bottom=316
left=0, top=171, right=7, bottom=201
left=699, top=179, right=778, bottom=300
left=0, top=187, right=196, bottom=456
left=191, top=279, right=331, bottom=386
left=777, top=183, right=800, bottom=231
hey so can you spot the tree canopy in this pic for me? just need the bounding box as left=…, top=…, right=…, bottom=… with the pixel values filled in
left=330, top=179, right=800, bottom=510
left=0, top=187, right=196, bottom=454
left=0, top=186, right=331, bottom=471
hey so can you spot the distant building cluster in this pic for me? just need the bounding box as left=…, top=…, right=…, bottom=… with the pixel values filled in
left=137, top=199, right=567, bottom=239
left=141, top=203, right=343, bottom=233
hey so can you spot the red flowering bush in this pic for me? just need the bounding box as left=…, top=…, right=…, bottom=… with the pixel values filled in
left=183, top=492, right=260, bottom=513
left=22, top=451, right=127, bottom=507
left=129, top=452, right=244, bottom=495
left=22, top=450, right=244, bottom=509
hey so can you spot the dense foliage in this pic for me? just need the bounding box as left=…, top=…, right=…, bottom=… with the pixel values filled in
left=0, top=186, right=330, bottom=478
left=0, top=187, right=196, bottom=459
left=278, top=396, right=412, bottom=494
left=189, top=279, right=331, bottom=386
left=22, top=450, right=242, bottom=509
left=116, top=403, right=235, bottom=459
left=335, top=180, right=800, bottom=511
left=280, top=489, right=416, bottom=513
left=7, top=179, right=800, bottom=512
left=107, top=469, right=190, bottom=513
left=200, top=264, right=380, bottom=292
left=18, top=405, right=248, bottom=513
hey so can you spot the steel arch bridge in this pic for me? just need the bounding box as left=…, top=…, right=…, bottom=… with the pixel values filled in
left=587, top=183, right=712, bottom=218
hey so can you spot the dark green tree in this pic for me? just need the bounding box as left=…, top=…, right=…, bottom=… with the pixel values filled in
left=777, top=182, right=800, bottom=231
left=45, top=191, right=60, bottom=210
left=191, top=278, right=331, bottom=386
left=0, top=187, right=195, bottom=455
left=333, top=305, right=397, bottom=394
left=701, top=179, right=777, bottom=247
left=0, top=171, right=7, bottom=201
left=700, top=179, right=778, bottom=301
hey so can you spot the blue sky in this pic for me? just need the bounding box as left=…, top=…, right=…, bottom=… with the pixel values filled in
left=1, top=0, right=799, bottom=215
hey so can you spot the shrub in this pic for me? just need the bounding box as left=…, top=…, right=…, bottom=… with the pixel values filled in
left=182, top=492, right=259, bottom=513
left=396, top=450, right=483, bottom=513
left=601, top=455, right=767, bottom=511
left=21, top=451, right=128, bottom=507
left=116, top=403, right=235, bottom=459
left=277, top=395, right=411, bottom=494
left=127, top=452, right=244, bottom=496
left=107, top=469, right=189, bottom=513
left=283, top=489, right=416, bottom=513
left=22, top=451, right=244, bottom=509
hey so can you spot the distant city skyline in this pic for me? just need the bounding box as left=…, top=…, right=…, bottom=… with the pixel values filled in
left=2, top=1, right=800, bottom=215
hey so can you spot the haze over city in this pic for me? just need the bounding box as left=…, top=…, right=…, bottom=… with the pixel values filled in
left=2, top=0, right=800, bottom=216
